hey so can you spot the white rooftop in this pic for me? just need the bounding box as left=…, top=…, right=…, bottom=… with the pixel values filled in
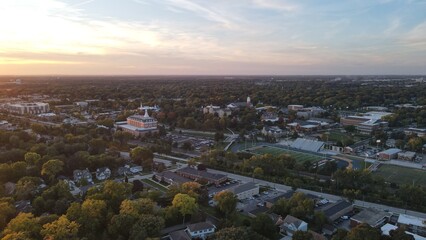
left=398, top=214, right=426, bottom=227
left=381, top=223, right=426, bottom=240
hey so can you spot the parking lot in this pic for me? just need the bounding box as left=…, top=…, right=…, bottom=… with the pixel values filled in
left=167, top=133, right=214, bottom=151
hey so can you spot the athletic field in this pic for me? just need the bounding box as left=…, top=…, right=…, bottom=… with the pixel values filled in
left=374, top=164, right=426, bottom=186
left=245, top=145, right=324, bottom=163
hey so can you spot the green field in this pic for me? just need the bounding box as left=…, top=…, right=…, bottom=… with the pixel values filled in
left=245, top=145, right=324, bottom=163
left=374, top=165, right=426, bottom=186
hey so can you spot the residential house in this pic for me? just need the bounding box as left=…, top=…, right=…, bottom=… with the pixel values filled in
left=381, top=223, right=426, bottom=240
left=95, top=167, right=111, bottom=181
left=279, top=215, right=308, bottom=237
left=73, top=169, right=93, bottom=184
left=186, top=222, right=216, bottom=239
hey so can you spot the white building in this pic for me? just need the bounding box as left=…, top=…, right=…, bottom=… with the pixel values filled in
left=228, top=182, right=259, bottom=200
left=4, top=102, right=49, bottom=115
left=186, top=222, right=216, bottom=240
left=95, top=167, right=111, bottom=181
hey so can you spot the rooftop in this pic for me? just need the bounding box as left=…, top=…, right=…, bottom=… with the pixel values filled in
left=187, top=222, right=215, bottom=232
left=177, top=167, right=227, bottom=181
left=350, top=208, right=390, bottom=227
left=320, top=200, right=352, bottom=219
left=398, top=214, right=426, bottom=227
left=380, top=148, right=402, bottom=155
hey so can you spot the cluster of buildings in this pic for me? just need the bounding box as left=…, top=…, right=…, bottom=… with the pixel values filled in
left=155, top=166, right=228, bottom=186
left=377, top=148, right=417, bottom=161
left=288, top=105, right=325, bottom=119
left=340, top=111, right=392, bottom=134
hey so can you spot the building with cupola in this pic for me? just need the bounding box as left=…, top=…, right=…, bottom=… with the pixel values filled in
left=115, top=109, right=158, bottom=136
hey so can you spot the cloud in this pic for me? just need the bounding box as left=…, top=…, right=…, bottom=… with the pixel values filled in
left=252, top=0, right=299, bottom=12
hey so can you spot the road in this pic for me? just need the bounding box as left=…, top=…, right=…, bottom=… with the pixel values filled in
left=207, top=168, right=426, bottom=219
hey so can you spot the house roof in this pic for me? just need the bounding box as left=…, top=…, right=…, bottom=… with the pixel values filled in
left=380, top=148, right=402, bottom=155
left=187, top=222, right=215, bottom=232
left=177, top=167, right=227, bottom=181
left=283, top=215, right=306, bottom=228
left=320, top=200, right=352, bottom=219
left=350, top=208, right=390, bottom=227
left=169, top=230, right=191, bottom=240
left=157, top=171, right=191, bottom=184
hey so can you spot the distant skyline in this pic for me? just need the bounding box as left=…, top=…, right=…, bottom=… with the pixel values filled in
left=0, top=0, right=425, bottom=75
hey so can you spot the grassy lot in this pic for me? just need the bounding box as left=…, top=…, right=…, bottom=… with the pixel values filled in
left=246, top=145, right=324, bottom=163
left=374, top=165, right=426, bottom=187
left=141, top=179, right=169, bottom=192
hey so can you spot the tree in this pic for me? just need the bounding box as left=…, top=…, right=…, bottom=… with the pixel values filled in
left=346, top=223, right=381, bottom=240
left=389, top=227, right=414, bottom=240
left=172, top=193, right=197, bottom=224
left=343, top=189, right=360, bottom=203
left=331, top=229, right=348, bottom=240
left=130, top=214, right=164, bottom=237
left=293, top=231, right=313, bottom=240
left=0, top=201, right=16, bottom=230
left=119, top=198, right=156, bottom=216
left=182, top=141, right=194, bottom=151
left=250, top=214, right=278, bottom=239
left=214, top=132, right=224, bottom=142
left=130, top=146, right=154, bottom=170
left=213, top=227, right=268, bottom=240
left=253, top=167, right=264, bottom=177
left=2, top=212, right=41, bottom=240
left=41, top=159, right=64, bottom=182
left=15, top=176, right=42, bottom=200
left=41, top=216, right=80, bottom=240
left=24, top=152, right=41, bottom=165
left=88, top=138, right=107, bottom=155
left=214, top=191, right=238, bottom=218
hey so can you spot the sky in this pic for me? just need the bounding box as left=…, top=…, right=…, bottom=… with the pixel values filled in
left=0, top=0, right=425, bottom=75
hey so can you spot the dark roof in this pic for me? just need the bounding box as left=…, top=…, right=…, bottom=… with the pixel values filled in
left=187, top=222, right=215, bottom=232
left=231, top=182, right=258, bottom=195
left=266, top=191, right=295, bottom=204
left=177, top=167, right=227, bottom=181
left=169, top=230, right=191, bottom=240
left=157, top=171, right=191, bottom=184
left=248, top=206, right=269, bottom=216
left=320, top=200, right=352, bottom=219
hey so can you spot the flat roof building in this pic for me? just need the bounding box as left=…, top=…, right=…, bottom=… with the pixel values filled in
left=4, top=102, right=49, bottom=115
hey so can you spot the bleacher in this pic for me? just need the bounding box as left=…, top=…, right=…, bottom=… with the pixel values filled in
left=290, top=138, right=324, bottom=152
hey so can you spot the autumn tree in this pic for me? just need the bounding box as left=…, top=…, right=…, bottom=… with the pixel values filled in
left=214, top=191, right=238, bottom=218
left=130, top=146, right=154, bottom=170
left=172, top=193, right=197, bottom=224
left=41, top=159, right=64, bottom=182
left=41, top=215, right=80, bottom=240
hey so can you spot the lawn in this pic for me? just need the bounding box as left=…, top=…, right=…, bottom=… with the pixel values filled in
left=141, top=179, right=169, bottom=192
left=374, top=165, right=426, bottom=187
left=245, top=145, right=324, bottom=163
